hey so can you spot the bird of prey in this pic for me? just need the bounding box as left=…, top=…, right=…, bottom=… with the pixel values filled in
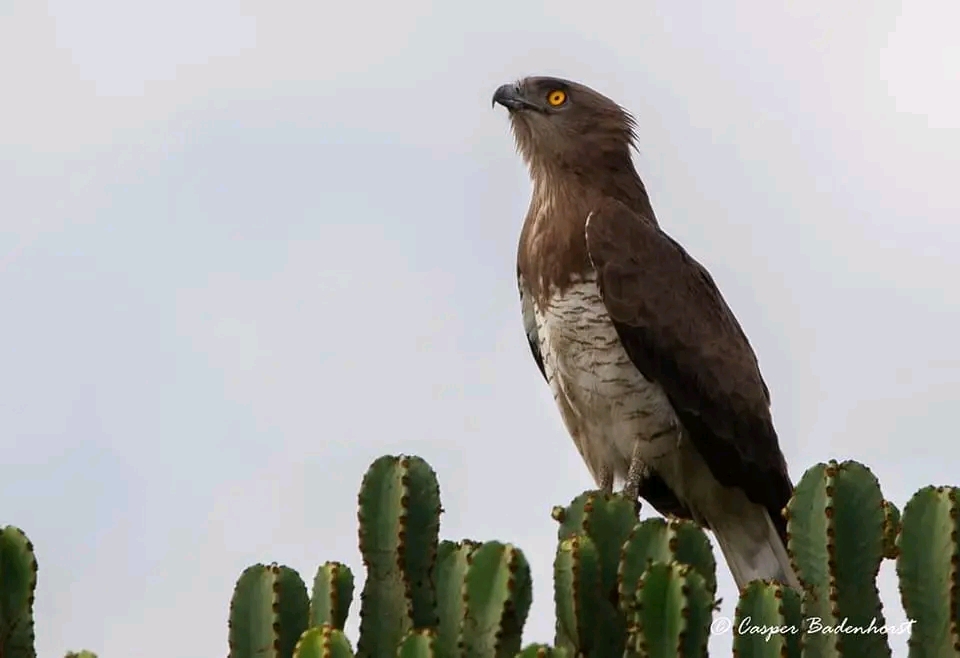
left=492, top=76, right=800, bottom=591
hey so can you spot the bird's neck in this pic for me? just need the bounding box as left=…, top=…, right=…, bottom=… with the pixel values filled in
left=530, top=151, right=658, bottom=226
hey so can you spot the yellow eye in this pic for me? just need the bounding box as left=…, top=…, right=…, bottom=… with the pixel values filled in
left=547, top=89, right=567, bottom=106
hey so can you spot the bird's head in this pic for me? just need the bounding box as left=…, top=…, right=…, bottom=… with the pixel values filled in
left=492, top=76, right=638, bottom=175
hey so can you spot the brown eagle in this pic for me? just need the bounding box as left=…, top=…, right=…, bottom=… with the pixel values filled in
left=493, top=76, right=800, bottom=590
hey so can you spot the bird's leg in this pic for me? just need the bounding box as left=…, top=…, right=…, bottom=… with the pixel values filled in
left=621, top=441, right=648, bottom=513
left=598, top=466, right=615, bottom=494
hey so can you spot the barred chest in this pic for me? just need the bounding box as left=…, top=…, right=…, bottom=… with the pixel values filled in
left=528, top=271, right=681, bottom=484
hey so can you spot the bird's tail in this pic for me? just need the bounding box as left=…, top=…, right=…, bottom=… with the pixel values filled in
left=707, top=502, right=801, bottom=592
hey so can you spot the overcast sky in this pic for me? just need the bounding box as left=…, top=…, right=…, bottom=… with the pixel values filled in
left=2, top=1, right=958, bottom=656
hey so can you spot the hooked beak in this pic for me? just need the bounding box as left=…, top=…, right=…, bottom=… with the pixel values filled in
left=492, top=83, right=538, bottom=112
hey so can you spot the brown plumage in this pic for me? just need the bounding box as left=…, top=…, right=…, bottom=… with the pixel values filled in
left=494, top=76, right=800, bottom=590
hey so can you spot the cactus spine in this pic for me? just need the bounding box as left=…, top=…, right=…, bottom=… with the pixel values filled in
left=732, top=580, right=802, bottom=658
left=309, top=561, right=354, bottom=630
left=896, top=485, right=960, bottom=657
left=356, top=455, right=441, bottom=658
left=228, top=563, right=310, bottom=658
left=292, top=625, right=355, bottom=658
left=0, top=526, right=38, bottom=658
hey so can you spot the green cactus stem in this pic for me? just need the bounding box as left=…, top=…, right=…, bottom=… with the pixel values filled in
left=882, top=500, right=901, bottom=560
left=309, top=561, right=354, bottom=630
left=459, top=540, right=533, bottom=658
left=436, top=540, right=480, bottom=657
left=397, top=628, right=439, bottom=658
left=228, top=563, right=309, bottom=658
left=732, top=580, right=802, bottom=658
left=0, top=526, right=38, bottom=658
left=552, top=491, right=637, bottom=658
left=896, top=485, right=960, bottom=657
left=515, top=645, right=572, bottom=658
left=552, top=491, right=637, bottom=599
left=626, top=561, right=712, bottom=658
left=292, top=625, right=355, bottom=658
left=554, top=532, right=621, bottom=657
left=356, top=455, right=441, bottom=658
left=785, top=460, right=891, bottom=658
left=618, top=517, right=717, bottom=614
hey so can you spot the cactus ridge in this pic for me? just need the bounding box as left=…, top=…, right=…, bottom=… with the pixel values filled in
left=0, top=526, right=38, bottom=658
left=732, top=580, right=802, bottom=658
left=553, top=533, right=614, bottom=655
left=228, top=562, right=309, bottom=658
left=785, top=460, right=891, bottom=658
left=356, top=455, right=441, bottom=657
left=618, top=516, right=718, bottom=614
left=896, top=485, right=960, bottom=656
left=554, top=491, right=637, bottom=598
left=309, top=561, right=354, bottom=631
left=458, top=541, right=533, bottom=658
left=881, top=500, right=902, bottom=560
left=627, top=561, right=712, bottom=658
left=435, top=540, right=481, bottom=656
left=293, top=624, right=355, bottom=658
left=397, top=628, right=438, bottom=658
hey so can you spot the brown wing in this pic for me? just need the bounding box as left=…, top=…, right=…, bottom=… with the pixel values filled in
left=584, top=198, right=793, bottom=540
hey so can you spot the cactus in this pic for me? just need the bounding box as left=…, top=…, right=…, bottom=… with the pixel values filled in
left=12, top=452, right=960, bottom=658
left=356, top=455, right=441, bottom=658
left=785, top=460, right=891, bottom=658
left=619, top=517, right=718, bottom=610
left=515, top=644, right=572, bottom=657
left=732, top=580, right=802, bottom=658
left=228, top=563, right=310, bottom=658
left=881, top=500, right=901, bottom=560
left=0, top=526, right=38, bottom=658
left=553, top=533, right=619, bottom=656
left=293, top=625, right=355, bottom=658
left=625, top=561, right=712, bottom=658
left=552, top=490, right=637, bottom=596
left=896, top=485, right=960, bottom=657
left=551, top=491, right=636, bottom=656
left=309, top=561, right=354, bottom=630
left=435, top=540, right=480, bottom=656
left=397, top=628, right=438, bottom=658
left=459, top=541, right=533, bottom=658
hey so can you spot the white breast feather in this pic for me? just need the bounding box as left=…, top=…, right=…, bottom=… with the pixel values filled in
left=533, top=272, right=682, bottom=487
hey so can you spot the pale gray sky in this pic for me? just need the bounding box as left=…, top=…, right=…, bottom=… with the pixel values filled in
left=2, top=1, right=958, bottom=656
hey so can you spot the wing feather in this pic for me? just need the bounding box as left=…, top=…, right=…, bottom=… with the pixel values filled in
left=584, top=199, right=792, bottom=538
